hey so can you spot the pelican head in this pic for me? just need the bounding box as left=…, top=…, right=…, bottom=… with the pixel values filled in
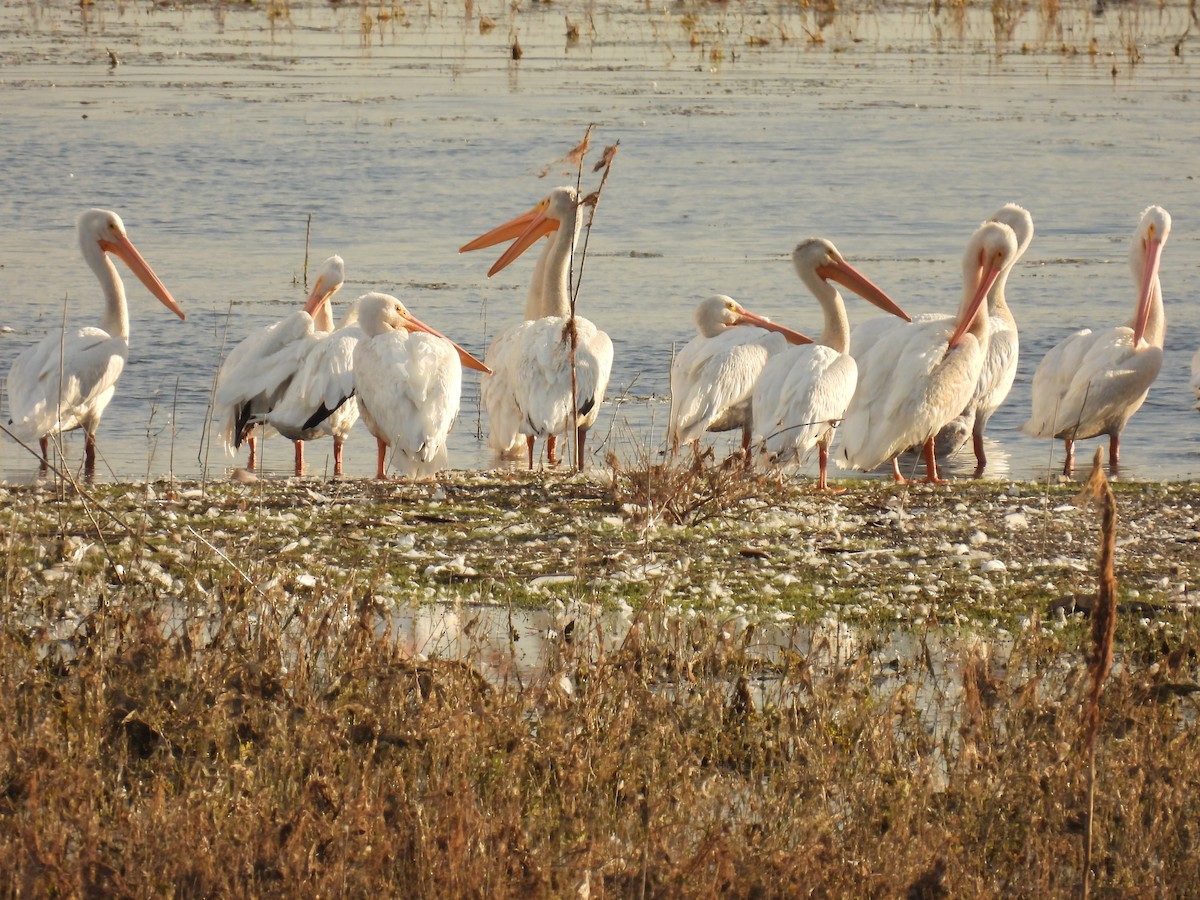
left=987, top=204, right=1034, bottom=259
left=460, top=186, right=582, bottom=277
left=79, top=208, right=185, bottom=320
left=357, top=292, right=491, bottom=373
left=1131, top=205, right=1171, bottom=347
left=692, top=294, right=812, bottom=345
left=947, top=221, right=1019, bottom=349
left=792, top=238, right=909, bottom=321
left=303, top=255, right=346, bottom=327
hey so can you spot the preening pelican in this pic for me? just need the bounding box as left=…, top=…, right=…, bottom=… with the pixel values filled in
left=4, top=209, right=185, bottom=477
left=669, top=295, right=812, bottom=454
left=851, top=204, right=1034, bottom=475
left=1022, top=206, right=1170, bottom=474
left=263, top=298, right=363, bottom=477
left=752, top=239, right=908, bottom=489
left=839, top=220, right=1019, bottom=483
left=213, top=255, right=344, bottom=473
left=352, top=292, right=491, bottom=480
left=933, top=204, right=1033, bottom=472
left=460, top=186, right=614, bottom=470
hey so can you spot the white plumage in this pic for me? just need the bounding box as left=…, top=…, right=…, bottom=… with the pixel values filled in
left=1022, top=206, right=1170, bottom=474
left=461, top=186, right=613, bottom=470
left=5, top=209, right=185, bottom=477
left=264, top=298, right=363, bottom=476
left=1191, top=347, right=1200, bottom=408
left=850, top=204, right=1034, bottom=475
left=752, top=238, right=908, bottom=489
left=352, top=292, right=491, bottom=480
left=669, top=294, right=811, bottom=453
left=212, top=255, right=344, bottom=473
left=839, top=220, right=1020, bottom=483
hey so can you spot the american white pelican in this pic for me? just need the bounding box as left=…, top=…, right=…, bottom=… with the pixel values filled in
left=669, top=294, right=811, bottom=454
left=851, top=204, right=1034, bottom=475
left=751, top=239, right=908, bottom=489
left=4, top=209, right=185, bottom=477
left=1191, top=347, right=1200, bottom=408
left=1022, top=206, right=1170, bottom=474
left=263, top=298, right=363, bottom=477
left=839, top=220, right=1020, bottom=483
left=460, top=186, right=614, bottom=470
left=352, top=292, right=491, bottom=480
left=934, top=204, right=1033, bottom=472
left=213, top=255, right=344, bottom=473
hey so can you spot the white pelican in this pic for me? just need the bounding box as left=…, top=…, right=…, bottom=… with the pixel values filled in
left=669, top=294, right=811, bottom=454
left=1191, top=347, right=1200, bottom=407
left=851, top=204, right=1034, bottom=475
left=263, top=298, right=363, bottom=477
left=213, top=255, right=344, bottom=473
left=460, top=186, right=614, bottom=470
left=751, top=239, right=909, bottom=489
left=1022, top=206, right=1170, bottom=474
left=839, top=220, right=1019, bottom=483
left=932, top=203, right=1033, bottom=472
left=352, top=292, right=491, bottom=480
left=4, top=209, right=185, bottom=477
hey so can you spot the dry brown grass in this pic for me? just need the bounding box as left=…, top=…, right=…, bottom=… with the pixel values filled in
left=2, top=472, right=1200, bottom=894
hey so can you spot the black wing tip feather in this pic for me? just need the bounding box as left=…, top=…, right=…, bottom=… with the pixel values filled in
left=302, top=391, right=354, bottom=431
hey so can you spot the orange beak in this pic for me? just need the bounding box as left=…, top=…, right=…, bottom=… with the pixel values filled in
left=403, top=313, right=492, bottom=374
left=459, top=199, right=548, bottom=254
left=460, top=198, right=560, bottom=278
left=947, top=253, right=1005, bottom=349
left=1132, top=234, right=1164, bottom=348
left=302, top=268, right=344, bottom=317
left=100, top=232, right=185, bottom=320
left=734, top=309, right=812, bottom=346
left=817, top=259, right=909, bottom=321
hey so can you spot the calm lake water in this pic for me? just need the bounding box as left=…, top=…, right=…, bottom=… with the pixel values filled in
left=2, top=0, right=1198, bottom=483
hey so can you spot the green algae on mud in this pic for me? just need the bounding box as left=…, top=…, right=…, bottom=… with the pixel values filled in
left=3, top=470, right=1198, bottom=636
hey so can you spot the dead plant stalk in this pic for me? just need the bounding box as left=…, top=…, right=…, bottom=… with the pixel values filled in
left=1077, top=447, right=1118, bottom=899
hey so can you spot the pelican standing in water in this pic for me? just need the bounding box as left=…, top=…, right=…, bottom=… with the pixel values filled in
left=352, top=292, right=491, bottom=480
left=263, top=297, right=363, bottom=477
left=851, top=204, right=1034, bottom=475
left=5, top=209, right=185, bottom=478
left=838, top=220, right=1020, bottom=483
left=1022, top=206, right=1170, bottom=474
left=213, top=255, right=344, bottom=473
left=669, top=295, right=812, bottom=454
left=752, top=239, right=909, bottom=489
left=460, top=186, right=613, bottom=470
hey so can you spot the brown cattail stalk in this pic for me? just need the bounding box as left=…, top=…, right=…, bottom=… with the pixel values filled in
left=564, top=129, right=618, bottom=471
left=1077, top=446, right=1117, bottom=899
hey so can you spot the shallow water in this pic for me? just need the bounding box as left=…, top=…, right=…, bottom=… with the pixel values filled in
left=1, top=0, right=1198, bottom=483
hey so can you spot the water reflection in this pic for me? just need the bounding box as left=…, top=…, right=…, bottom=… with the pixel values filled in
left=1, top=1, right=1198, bottom=483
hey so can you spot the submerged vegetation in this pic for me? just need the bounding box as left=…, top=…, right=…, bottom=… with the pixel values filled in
left=2, top=461, right=1200, bottom=893
left=27, top=0, right=1197, bottom=71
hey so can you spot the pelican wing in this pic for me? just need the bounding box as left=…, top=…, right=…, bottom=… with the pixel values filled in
left=1026, top=326, right=1162, bottom=441
left=840, top=320, right=983, bottom=471
left=481, top=322, right=528, bottom=455
left=355, top=331, right=461, bottom=478
left=970, top=317, right=1019, bottom=421
left=6, top=327, right=127, bottom=441
left=267, top=325, right=363, bottom=441
left=754, top=345, right=856, bottom=465
left=669, top=327, right=786, bottom=446
left=213, top=310, right=317, bottom=451
left=501, top=317, right=613, bottom=440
